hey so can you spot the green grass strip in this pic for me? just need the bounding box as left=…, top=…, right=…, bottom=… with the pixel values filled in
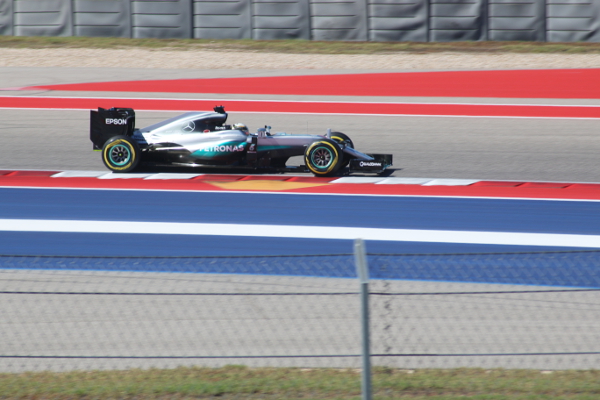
left=1, top=366, right=600, bottom=399
left=2, top=36, right=600, bottom=54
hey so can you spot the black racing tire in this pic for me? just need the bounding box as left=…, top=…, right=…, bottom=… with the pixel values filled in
left=304, top=139, right=343, bottom=177
left=102, top=136, right=140, bottom=173
left=330, top=131, right=354, bottom=168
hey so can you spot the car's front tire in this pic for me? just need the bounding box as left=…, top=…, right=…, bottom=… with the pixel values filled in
left=102, top=136, right=140, bottom=173
left=304, top=139, right=342, bottom=177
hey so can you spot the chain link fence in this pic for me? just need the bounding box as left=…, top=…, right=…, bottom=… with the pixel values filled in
left=1, top=250, right=600, bottom=373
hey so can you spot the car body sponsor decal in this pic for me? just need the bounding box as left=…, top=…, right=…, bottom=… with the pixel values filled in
left=191, top=141, right=247, bottom=157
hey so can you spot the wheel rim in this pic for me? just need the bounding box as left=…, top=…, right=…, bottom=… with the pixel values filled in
left=109, top=144, right=131, bottom=166
left=311, top=146, right=333, bottom=169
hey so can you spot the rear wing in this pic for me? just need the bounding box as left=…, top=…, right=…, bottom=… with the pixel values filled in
left=90, top=107, right=136, bottom=150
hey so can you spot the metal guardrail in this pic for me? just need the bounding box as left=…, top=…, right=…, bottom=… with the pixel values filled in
left=0, top=0, right=598, bottom=42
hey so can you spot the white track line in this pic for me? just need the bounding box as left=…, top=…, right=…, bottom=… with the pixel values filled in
left=2, top=219, right=600, bottom=248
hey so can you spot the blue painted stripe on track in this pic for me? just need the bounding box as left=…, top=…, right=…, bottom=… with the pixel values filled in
left=1, top=233, right=600, bottom=288
left=4, top=187, right=600, bottom=288
left=2, top=188, right=600, bottom=235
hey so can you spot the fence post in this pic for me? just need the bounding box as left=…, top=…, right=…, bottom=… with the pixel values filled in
left=354, top=238, right=371, bottom=400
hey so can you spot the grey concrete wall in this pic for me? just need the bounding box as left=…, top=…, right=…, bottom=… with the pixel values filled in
left=13, top=0, right=73, bottom=37
left=430, top=0, right=486, bottom=41
left=193, top=0, right=251, bottom=39
left=310, top=0, right=368, bottom=41
left=1, top=0, right=599, bottom=42
left=132, top=0, right=192, bottom=39
left=547, top=0, right=600, bottom=42
left=253, top=0, right=310, bottom=40
left=369, top=0, right=428, bottom=42
left=0, top=0, right=12, bottom=36
left=489, top=0, right=545, bottom=41
left=74, top=0, right=131, bottom=38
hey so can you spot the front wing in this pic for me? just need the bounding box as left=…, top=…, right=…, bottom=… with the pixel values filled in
left=349, top=154, right=393, bottom=174
left=342, top=147, right=393, bottom=174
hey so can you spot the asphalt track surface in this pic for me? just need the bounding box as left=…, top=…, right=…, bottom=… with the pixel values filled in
left=2, top=66, right=600, bottom=371
left=2, top=67, right=600, bottom=182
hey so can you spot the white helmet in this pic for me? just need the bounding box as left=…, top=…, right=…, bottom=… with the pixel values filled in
left=232, top=123, right=248, bottom=132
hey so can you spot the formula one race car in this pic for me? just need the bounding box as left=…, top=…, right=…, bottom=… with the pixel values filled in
left=90, top=106, right=392, bottom=177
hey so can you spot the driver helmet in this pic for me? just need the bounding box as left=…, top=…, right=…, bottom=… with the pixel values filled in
left=232, top=123, right=249, bottom=133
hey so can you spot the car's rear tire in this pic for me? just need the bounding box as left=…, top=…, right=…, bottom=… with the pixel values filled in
left=102, top=136, right=140, bottom=173
left=304, top=139, right=342, bottom=177
left=330, top=131, right=354, bottom=168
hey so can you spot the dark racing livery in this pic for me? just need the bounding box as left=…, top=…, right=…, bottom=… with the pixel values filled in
left=90, top=106, right=392, bottom=177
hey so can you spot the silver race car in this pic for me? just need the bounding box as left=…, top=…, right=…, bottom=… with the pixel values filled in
left=90, top=106, right=392, bottom=177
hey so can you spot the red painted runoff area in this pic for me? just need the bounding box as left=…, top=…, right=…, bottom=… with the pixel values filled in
left=23, top=69, right=600, bottom=99
left=2, top=96, right=600, bottom=118
left=2, top=172, right=600, bottom=200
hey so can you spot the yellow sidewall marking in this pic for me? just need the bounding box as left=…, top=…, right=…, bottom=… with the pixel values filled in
left=305, top=141, right=340, bottom=175
left=103, top=139, right=136, bottom=171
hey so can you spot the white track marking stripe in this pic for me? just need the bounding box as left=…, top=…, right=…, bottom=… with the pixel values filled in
left=2, top=219, right=600, bottom=248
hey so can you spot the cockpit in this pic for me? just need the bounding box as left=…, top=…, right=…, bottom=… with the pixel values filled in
left=139, top=112, right=228, bottom=135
